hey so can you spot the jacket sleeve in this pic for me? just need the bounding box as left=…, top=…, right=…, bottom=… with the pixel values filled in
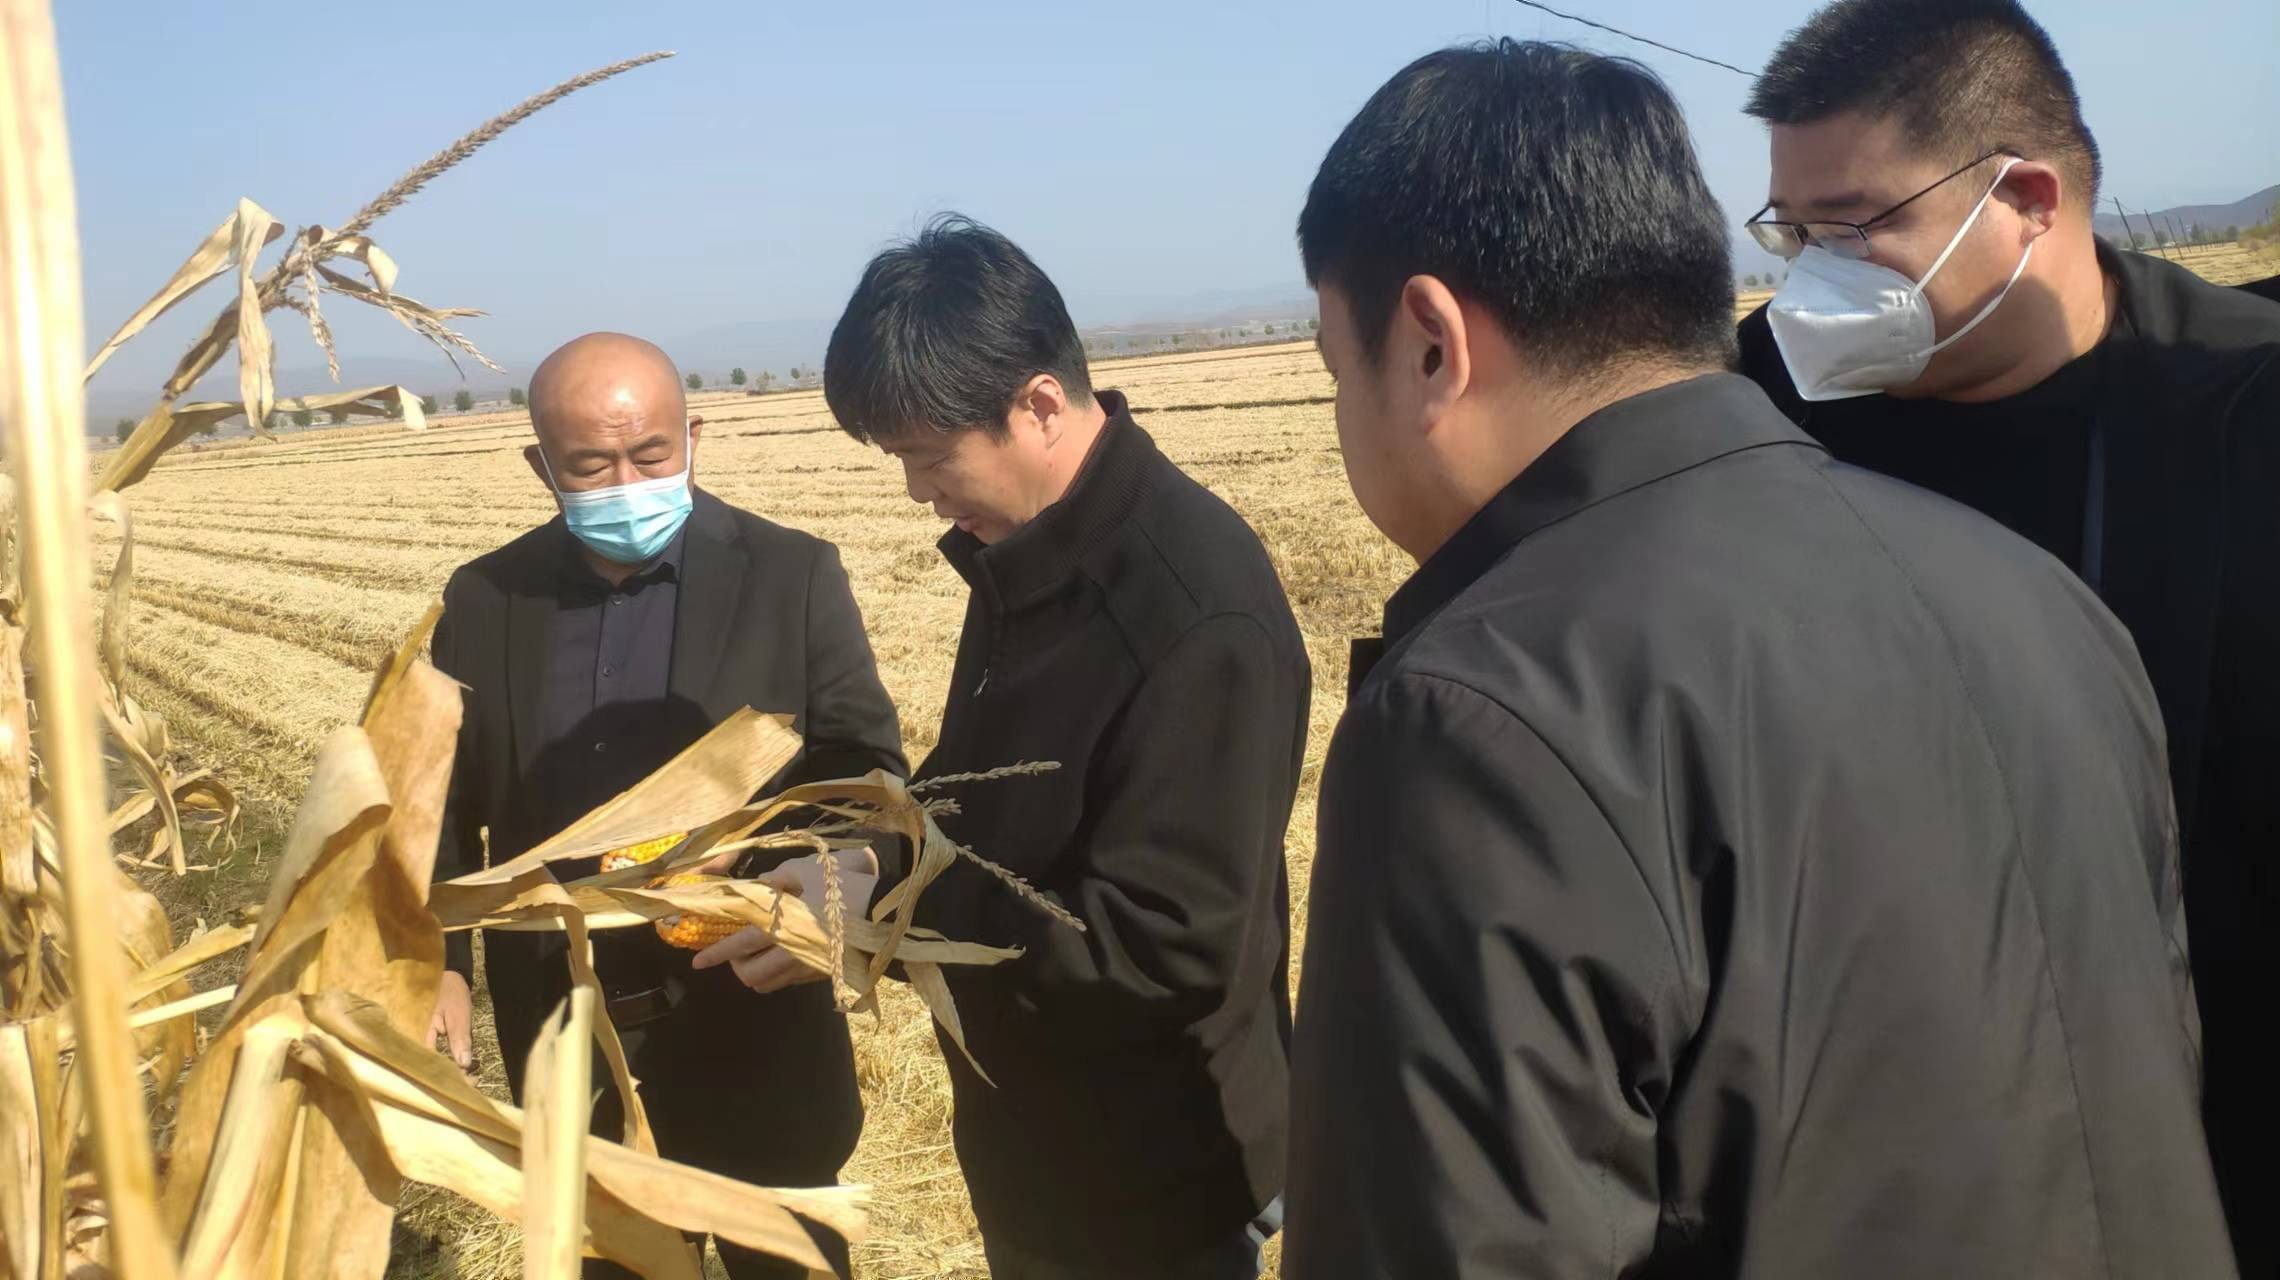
left=785, top=541, right=907, bottom=787
left=1285, top=672, right=1691, bottom=1278
left=947, top=612, right=1297, bottom=1034
left=430, top=571, right=485, bottom=982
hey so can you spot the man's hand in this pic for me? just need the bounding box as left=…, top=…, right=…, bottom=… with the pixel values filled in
left=691, top=847, right=878, bottom=994
left=431, top=970, right=474, bottom=1072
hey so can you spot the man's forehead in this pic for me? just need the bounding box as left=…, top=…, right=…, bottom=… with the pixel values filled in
left=535, top=412, right=676, bottom=455
left=1765, top=114, right=1938, bottom=213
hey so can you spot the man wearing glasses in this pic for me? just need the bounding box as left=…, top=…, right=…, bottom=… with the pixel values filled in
left=1737, top=3, right=2279, bottom=1269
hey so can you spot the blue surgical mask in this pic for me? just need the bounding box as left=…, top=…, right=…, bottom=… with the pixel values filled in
left=540, top=423, right=694, bottom=565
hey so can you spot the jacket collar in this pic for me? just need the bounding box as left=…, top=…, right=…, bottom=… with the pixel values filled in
left=1383, top=373, right=1817, bottom=647
left=507, top=488, right=743, bottom=779
left=667, top=488, right=747, bottom=715
left=940, top=388, right=1159, bottom=614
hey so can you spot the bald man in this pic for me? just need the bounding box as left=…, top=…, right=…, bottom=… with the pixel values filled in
left=426, top=333, right=904, bottom=1278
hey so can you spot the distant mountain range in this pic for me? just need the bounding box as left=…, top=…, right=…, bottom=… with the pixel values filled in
left=2093, top=184, right=2278, bottom=242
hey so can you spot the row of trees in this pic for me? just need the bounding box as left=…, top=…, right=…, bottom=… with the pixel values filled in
left=1079, top=317, right=1320, bottom=357
left=108, top=387, right=499, bottom=441
left=2124, top=223, right=2241, bottom=251
left=686, top=365, right=818, bottom=392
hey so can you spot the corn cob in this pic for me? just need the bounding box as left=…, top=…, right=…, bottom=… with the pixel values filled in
left=599, top=830, right=685, bottom=873
left=650, top=871, right=741, bottom=950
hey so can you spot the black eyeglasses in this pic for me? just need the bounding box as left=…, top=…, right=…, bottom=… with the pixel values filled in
left=1746, top=149, right=2008, bottom=261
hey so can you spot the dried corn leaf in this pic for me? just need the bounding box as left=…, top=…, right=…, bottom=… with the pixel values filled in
left=435, top=746, right=1045, bottom=1080
left=47, top=982, right=236, bottom=1052
left=28, top=1015, right=65, bottom=1280
left=521, top=990, right=591, bottom=1280
left=439, top=858, right=1016, bottom=1081
left=1, top=620, right=35, bottom=1016
left=291, top=241, right=340, bottom=383
left=309, top=999, right=861, bottom=1273
left=85, top=493, right=129, bottom=692
left=312, top=266, right=502, bottom=375
left=177, top=1017, right=301, bottom=1278
left=517, top=891, right=651, bottom=1154
left=160, top=725, right=392, bottom=1235
left=98, top=401, right=245, bottom=493
left=0, top=1019, right=54, bottom=1280
left=281, top=1039, right=408, bottom=1280
left=111, top=866, right=194, bottom=1094
left=80, top=202, right=281, bottom=382
left=227, top=727, right=390, bottom=1017
left=328, top=236, right=397, bottom=297
left=107, top=383, right=419, bottom=491
left=365, top=1100, right=702, bottom=1280
left=230, top=198, right=279, bottom=432
left=437, top=709, right=799, bottom=889
left=302, top=998, right=697, bottom=1267
left=275, top=656, right=459, bottom=1280
left=101, top=695, right=186, bottom=876
left=905, top=960, right=986, bottom=1086
left=125, top=921, right=253, bottom=1005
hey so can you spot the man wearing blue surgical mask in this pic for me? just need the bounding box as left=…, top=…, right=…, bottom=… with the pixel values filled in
left=425, top=331, right=905, bottom=1279
left=1736, top=3, right=2280, bottom=1270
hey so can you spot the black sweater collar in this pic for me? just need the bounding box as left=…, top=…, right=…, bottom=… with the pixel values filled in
left=941, top=389, right=1159, bottom=613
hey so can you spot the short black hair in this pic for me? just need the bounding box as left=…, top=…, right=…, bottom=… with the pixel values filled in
left=1747, top=0, right=2100, bottom=206
left=1297, top=40, right=1735, bottom=375
left=824, top=214, right=1094, bottom=444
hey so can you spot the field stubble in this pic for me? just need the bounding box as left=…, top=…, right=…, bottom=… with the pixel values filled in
left=111, top=340, right=1393, bottom=1279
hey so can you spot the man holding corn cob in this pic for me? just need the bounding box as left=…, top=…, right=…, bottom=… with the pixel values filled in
left=427, top=331, right=906, bottom=1279
left=724, top=216, right=1313, bottom=1279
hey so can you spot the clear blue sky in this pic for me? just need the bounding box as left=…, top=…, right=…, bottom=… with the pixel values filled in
left=59, top=0, right=2280, bottom=393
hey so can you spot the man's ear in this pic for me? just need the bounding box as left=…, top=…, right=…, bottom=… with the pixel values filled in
left=524, top=443, right=552, bottom=490
left=1999, top=161, right=2066, bottom=242
left=1396, top=275, right=1472, bottom=431
left=1017, top=374, right=1072, bottom=445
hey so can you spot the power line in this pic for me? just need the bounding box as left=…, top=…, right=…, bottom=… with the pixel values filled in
left=1507, top=0, right=1759, bottom=80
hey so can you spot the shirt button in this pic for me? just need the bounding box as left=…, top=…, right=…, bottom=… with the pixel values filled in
left=593, top=741, right=607, bottom=754
left=601, top=664, right=616, bottom=677
left=609, top=595, right=625, bottom=606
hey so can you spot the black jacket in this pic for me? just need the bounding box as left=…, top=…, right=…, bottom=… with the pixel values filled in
left=893, top=392, right=1310, bottom=1264
left=1288, top=374, right=2232, bottom=1278
left=430, top=489, right=905, bottom=1163
left=1743, top=244, right=2280, bottom=1272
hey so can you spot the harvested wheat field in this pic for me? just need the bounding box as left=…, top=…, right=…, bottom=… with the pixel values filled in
left=106, top=338, right=1398, bottom=1279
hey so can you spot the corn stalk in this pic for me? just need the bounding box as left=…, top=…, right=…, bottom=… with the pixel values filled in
left=0, top=3, right=177, bottom=1277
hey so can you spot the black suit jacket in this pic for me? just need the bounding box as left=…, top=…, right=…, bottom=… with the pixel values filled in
left=429, top=488, right=905, bottom=1132
left=1289, top=374, right=2231, bottom=1278
left=1742, top=245, right=2280, bottom=1272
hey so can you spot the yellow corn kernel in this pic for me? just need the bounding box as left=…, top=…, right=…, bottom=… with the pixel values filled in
left=599, top=830, right=687, bottom=873
left=651, top=870, right=741, bottom=950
